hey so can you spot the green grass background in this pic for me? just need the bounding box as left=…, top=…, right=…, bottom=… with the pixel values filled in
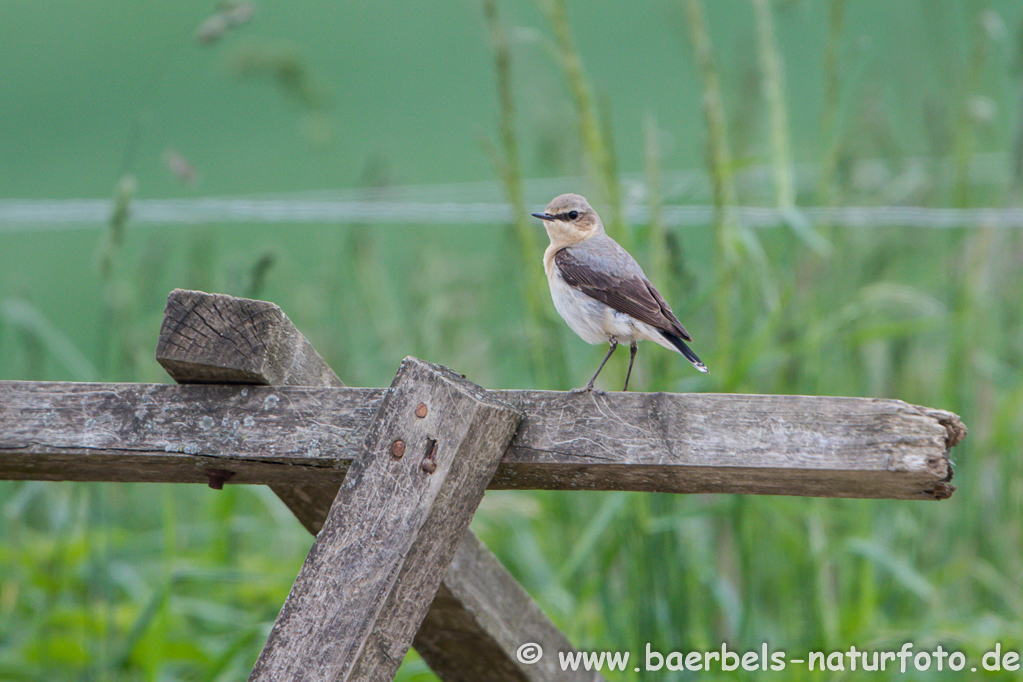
left=2, top=0, right=1023, bottom=679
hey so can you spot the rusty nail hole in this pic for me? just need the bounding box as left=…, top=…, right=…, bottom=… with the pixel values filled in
left=391, top=439, right=406, bottom=458
left=206, top=469, right=234, bottom=490
left=415, top=402, right=428, bottom=418
left=421, top=438, right=438, bottom=473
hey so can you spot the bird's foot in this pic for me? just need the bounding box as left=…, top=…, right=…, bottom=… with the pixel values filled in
left=569, top=385, right=605, bottom=396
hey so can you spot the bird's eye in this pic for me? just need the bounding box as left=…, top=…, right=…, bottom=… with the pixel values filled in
left=568, top=210, right=579, bottom=220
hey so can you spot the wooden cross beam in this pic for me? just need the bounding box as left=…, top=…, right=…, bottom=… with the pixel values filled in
left=2, top=383, right=961, bottom=499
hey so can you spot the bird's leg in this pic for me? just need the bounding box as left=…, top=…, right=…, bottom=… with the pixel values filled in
left=572, top=338, right=618, bottom=394
left=622, top=341, right=638, bottom=392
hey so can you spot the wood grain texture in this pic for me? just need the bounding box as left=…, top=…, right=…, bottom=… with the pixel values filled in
left=156, top=287, right=345, bottom=533
left=0, top=381, right=377, bottom=484
left=249, top=357, right=521, bottom=682
left=0, top=382, right=961, bottom=499
left=495, top=390, right=961, bottom=500
left=156, top=288, right=342, bottom=388
left=415, top=532, right=604, bottom=682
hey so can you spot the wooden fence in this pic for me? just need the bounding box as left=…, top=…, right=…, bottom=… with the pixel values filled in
left=0, top=289, right=965, bottom=681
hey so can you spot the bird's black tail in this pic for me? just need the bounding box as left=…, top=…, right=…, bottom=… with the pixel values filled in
left=663, top=333, right=709, bottom=373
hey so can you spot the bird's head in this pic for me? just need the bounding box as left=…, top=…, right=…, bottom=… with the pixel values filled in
left=531, top=193, right=603, bottom=247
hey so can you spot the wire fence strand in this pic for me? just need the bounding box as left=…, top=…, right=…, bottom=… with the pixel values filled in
left=2, top=153, right=1020, bottom=232
left=4, top=198, right=1023, bottom=233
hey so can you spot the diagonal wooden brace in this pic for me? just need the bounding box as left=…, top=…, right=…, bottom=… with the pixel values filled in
left=248, top=356, right=521, bottom=680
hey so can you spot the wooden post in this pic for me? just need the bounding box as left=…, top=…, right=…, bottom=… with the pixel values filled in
left=249, top=357, right=521, bottom=680
left=154, top=289, right=601, bottom=681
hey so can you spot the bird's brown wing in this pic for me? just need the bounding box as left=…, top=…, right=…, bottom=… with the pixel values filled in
left=554, top=247, right=692, bottom=341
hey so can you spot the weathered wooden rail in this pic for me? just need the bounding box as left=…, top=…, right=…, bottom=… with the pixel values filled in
left=2, top=382, right=960, bottom=499
left=0, top=289, right=965, bottom=681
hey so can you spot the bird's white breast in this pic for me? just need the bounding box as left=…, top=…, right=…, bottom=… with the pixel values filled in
left=546, top=265, right=649, bottom=345
left=544, top=246, right=680, bottom=352
left=547, top=270, right=611, bottom=344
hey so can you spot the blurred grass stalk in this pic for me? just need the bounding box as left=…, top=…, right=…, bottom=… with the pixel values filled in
left=539, top=0, right=627, bottom=247
left=643, top=114, right=675, bottom=389
left=804, top=0, right=847, bottom=393
left=683, top=0, right=749, bottom=378
left=751, top=0, right=795, bottom=212
left=753, top=0, right=831, bottom=258
left=682, top=0, right=738, bottom=257
left=947, top=6, right=997, bottom=415
left=954, top=5, right=988, bottom=208
left=643, top=115, right=667, bottom=285
left=0, top=298, right=100, bottom=381
left=97, top=174, right=136, bottom=380
left=817, top=0, right=847, bottom=214
left=483, top=0, right=564, bottom=387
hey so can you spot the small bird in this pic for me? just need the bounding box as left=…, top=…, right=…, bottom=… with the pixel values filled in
left=532, top=193, right=707, bottom=392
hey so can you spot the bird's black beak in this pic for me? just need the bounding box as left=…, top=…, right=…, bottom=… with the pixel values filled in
left=531, top=212, right=553, bottom=221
